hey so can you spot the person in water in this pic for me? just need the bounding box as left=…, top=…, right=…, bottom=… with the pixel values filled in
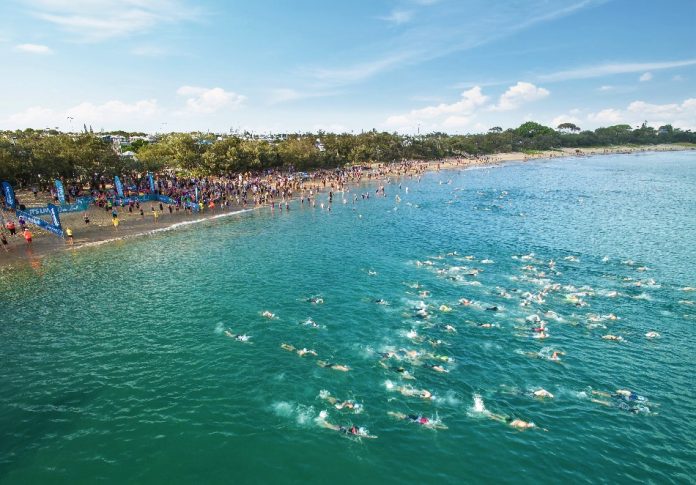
left=319, top=390, right=363, bottom=412
left=317, top=411, right=376, bottom=438
left=317, top=360, right=350, bottom=372
left=390, top=384, right=433, bottom=400
left=387, top=411, right=447, bottom=429
left=487, top=412, right=538, bottom=430
left=590, top=389, right=653, bottom=414
left=379, top=361, right=416, bottom=380
left=224, top=330, right=251, bottom=342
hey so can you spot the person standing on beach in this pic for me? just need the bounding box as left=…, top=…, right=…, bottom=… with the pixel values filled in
left=6, top=220, right=16, bottom=236
left=112, top=217, right=119, bottom=230
left=65, top=228, right=73, bottom=246
left=23, top=228, right=32, bottom=244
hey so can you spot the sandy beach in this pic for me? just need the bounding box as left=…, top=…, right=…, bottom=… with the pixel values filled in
left=1, top=143, right=692, bottom=268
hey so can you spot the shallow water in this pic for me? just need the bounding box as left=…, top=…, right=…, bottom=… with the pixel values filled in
left=1, top=152, right=695, bottom=484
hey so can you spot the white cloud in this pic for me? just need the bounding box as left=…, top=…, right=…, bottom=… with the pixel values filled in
left=15, top=43, right=52, bottom=54
left=639, top=72, right=653, bottom=82
left=385, top=86, right=488, bottom=130
left=539, top=59, right=696, bottom=82
left=587, top=108, right=623, bottom=124
left=380, top=10, right=413, bottom=24
left=673, top=74, right=685, bottom=81
left=24, top=0, right=200, bottom=42
left=306, top=1, right=602, bottom=87
left=442, top=115, right=471, bottom=128
left=308, top=53, right=412, bottom=85
left=492, top=82, right=549, bottom=111
left=2, top=99, right=159, bottom=130
left=598, top=85, right=614, bottom=92
left=267, top=88, right=337, bottom=105
left=176, top=86, right=246, bottom=114
left=585, top=98, right=696, bottom=130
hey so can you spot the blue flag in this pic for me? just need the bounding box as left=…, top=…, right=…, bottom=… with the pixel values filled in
left=148, top=173, right=155, bottom=193
left=54, top=179, right=66, bottom=204
left=114, top=176, right=124, bottom=198
left=1, top=181, right=16, bottom=209
left=47, top=203, right=62, bottom=228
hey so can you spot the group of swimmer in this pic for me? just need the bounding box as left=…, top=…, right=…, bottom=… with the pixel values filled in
left=217, top=177, right=675, bottom=441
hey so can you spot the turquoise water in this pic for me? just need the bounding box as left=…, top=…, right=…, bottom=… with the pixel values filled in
left=1, top=152, right=695, bottom=484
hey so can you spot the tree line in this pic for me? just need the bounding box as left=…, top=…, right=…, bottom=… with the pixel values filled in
left=1, top=122, right=693, bottom=187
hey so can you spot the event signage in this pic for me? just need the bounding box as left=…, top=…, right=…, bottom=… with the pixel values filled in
left=25, top=198, right=91, bottom=216
left=2, top=181, right=16, bottom=209
left=54, top=179, right=66, bottom=204
left=47, top=203, right=61, bottom=227
left=114, top=176, right=125, bottom=198
left=148, top=173, right=156, bottom=193
left=14, top=208, right=64, bottom=237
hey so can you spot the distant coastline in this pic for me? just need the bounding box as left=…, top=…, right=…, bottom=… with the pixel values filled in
left=0, top=144, right=693, bottom=269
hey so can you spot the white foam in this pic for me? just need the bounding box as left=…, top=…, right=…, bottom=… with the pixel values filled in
left=73, top=208, right=255, bottom=250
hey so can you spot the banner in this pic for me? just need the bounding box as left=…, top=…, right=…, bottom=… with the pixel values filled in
left=195, top=186, right=199, bottom=202
left=2, top=181, right=16, bottom=209
left=47, top=203, right=61, bottom=227
left=114, top=176, right=125, bottom=198
left=14, top=208, right=64, bottom=237
left=25, top=198, right=91, bottom=216
left=148, top=173, right=155, bottom=193
left=54, top=179, right=66, bottom=204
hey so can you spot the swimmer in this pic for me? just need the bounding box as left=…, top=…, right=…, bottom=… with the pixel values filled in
left=602, top=334, right=624, bottom=342
left=317, top=361, right=350, bottom=372
left=444, top=324, right=457, bottom=333
left=307, top=296, right=324, bottom=304
left=477, top=323, right=496, bottom=329
left=297, top=347, right=318, bottom=357
left=379, top=362, right=416, bottom=380
left=645, top=331, right=660, bottom=339
left=591, top=389, right=652, bottom=413
left=301, top=317, right=320, bottom=328
left=428, top=364, right=449, bottom=373
left=486, top=306, right=500, bottom=312
left=439, top=304, right=452, bottom=312
left=319, top=390, right=363, bottom=413
left=317, top=411, right=376, bottom=439
left=419, top=290, right=431, bottom=298
left=389, top=384, right=433, bottom=400
left=224, top=330, right=251, bottom=342
left=374, top=298, right=388, bottom=305
left=281, top=343, right=296, bottom=352
left=458, top=298, right=472, bottom=306
left=549, top=351, right=564, bottom=361
left=415, top=308, right=429, bottom=319
left=488, top=412, right=538, bottom=430
left=262, top=310, right=276, bottom=319
left=532, top=389, right=554, bottom=399
left=387, top=411, right=447, bottom=429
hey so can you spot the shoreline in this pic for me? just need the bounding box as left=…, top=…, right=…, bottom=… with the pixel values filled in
left=1, top=144, right=693, bottom=269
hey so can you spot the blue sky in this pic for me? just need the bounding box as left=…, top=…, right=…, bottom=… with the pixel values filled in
left=1, top=0, right=695, bottom=133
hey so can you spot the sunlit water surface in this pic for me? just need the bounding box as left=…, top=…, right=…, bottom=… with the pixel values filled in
left=1, top=152, right=695, bottom=484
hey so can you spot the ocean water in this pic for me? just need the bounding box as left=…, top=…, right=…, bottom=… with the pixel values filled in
left=1, top=152, right=695, bottom=484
